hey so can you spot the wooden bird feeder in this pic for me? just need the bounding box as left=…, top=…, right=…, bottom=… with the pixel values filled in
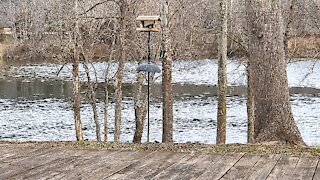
left=136, top=16, right=161, bottom=32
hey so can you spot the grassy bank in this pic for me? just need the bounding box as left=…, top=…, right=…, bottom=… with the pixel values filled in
left=1, top=141, right=320, bottom=156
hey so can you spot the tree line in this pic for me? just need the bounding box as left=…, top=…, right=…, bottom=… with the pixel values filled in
left=1, top=0, right=320, bottom=61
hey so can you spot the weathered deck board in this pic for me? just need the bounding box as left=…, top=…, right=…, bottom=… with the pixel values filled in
left=0, top=145, right=25, bottom=159
left=0, top=147, right=64, bottom=178
left=292, top=155, right=319, bottom=180
left=0, top=146, right=26, bottom=161
left=51, top=150, right=121, bottom=179
left=266, top=155, right=300, bottom=180
left=142, top=153, right=189, bottom=179
left=93, top=151, right=155, bottom=179
left=0, top=146, right=47, bottom=162
left=220, top=153, right=261, bottom=179
left=87, top=151, right=153, bottom=179
left=22, top=149, right=109, bottom=179
left=242, top=154, right=281, bottom=180
left=13, top=149, right=88, bottom=179
left=65, top=150, right=141, bottom=179
left=150, top=153, right=206, bottom=179
left=196, top=153, right=245, bottom=180
left=173, top=154, right=224, bottom=180
left=312, top=158, right=320, bottom=180
left=0, top=144, right=320, bottom=180
left=109, top=152, right=187, bottom=179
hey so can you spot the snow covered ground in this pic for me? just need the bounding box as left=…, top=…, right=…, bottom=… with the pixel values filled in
left=0, top=59, right=319, bottom=145
left=0, top=95, right=319, bottom=145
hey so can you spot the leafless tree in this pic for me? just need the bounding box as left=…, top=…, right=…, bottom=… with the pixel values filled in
left=114, top=0, right=128, bottom=143
left=73, top=0, right=84, bottom=141
left=246, top=0, right=305, bottom=146
left=160, top=0, right=173, bottom=143
left=216, top=0, right=228, bottom=144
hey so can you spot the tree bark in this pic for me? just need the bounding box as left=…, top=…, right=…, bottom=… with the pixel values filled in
left=247, top=61, right=255, bottom=143
left=104, top=22, right=117, bottom=143
left=72, top=0, right=83, bottom=142
left=72, top=62, right=83, bottom=141
left=114, top=60, right=124, bottom=143
left=113, top=0, right=128, bottom=143
left=133, top=72, right=148, bottom=143
left=133, top=73, right=143, bottom=144
left=160, top=0, right=173, bottom=144
left=104, top=79, right=109, bottom=143
left=216, top=0, right=228, bottom=145
left=84, top=63, right=101, bottom=142
left=104, top=63, right=113, bottom=143
left=247, top=0, right=305, bottom=146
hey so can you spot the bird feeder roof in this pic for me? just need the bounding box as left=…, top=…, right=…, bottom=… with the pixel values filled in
left=136, top=16, right=160, bottom=21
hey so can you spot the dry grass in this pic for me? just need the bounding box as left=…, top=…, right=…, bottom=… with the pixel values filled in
left=1, top=141, right=320, bottom=156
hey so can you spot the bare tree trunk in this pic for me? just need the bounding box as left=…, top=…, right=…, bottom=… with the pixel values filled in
left=160, top=0, right=173, bottom=144
left=247, top=61, right=255, bottom=143
left=247, top=0, right=305, bottom=146
left=103, top=62, right=112, bottom=143
left=83, top=64, right=101, bottom=142
left=113, top=0, right=128, bottom=144
left=133, top=77, right=144, bottom=143
left=104, top=28, right=117, bottom=143
left=216, top=0, right=228, bottom=145
left=72, top=0, right=83, bottom=141
left=133, top=72, right=148, bottom=143
left=104, top=78, right=109, bottom=143
left=72, top=62, right=83, bottom=141
left=114, top=60, right=124, bottom=143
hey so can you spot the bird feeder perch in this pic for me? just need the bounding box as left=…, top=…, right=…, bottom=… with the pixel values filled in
left=136, top=16, right=161, bottom=32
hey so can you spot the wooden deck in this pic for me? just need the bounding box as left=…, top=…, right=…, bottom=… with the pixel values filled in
left=0, top=143, right=320, bottom=180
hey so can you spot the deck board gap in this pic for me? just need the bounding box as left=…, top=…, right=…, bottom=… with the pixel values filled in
left=312, top=157, right=320, bottom=180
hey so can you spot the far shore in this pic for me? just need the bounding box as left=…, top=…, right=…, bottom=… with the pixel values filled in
left=0, top=56, right=319, bottom=67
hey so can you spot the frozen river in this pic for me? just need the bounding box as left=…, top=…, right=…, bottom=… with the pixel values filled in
left=0, top=59, right=319, bottom=145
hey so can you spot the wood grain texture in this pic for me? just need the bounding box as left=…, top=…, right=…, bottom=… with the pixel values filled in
left=197, top=153, right=245, bottom=180
left=220, top=153, right=261, bottom=179
left=243, top=154, right=281, bottom=180
left=291, top=155, right=319, bottom=180
left=72, top=150, right=143, bottom=179
left=266, top=155, right=300, bottom=180
left=173, top=153, right=224, bottom=180
left=151, top=153, right=206, bottom=180
left=312, top=157, right=320, bottom=180
left=121, top=152, right=187, bottom=179
left=0, top=144, right=319, bottom=180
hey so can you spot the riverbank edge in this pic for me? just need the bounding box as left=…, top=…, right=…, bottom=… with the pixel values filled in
left=1, top=141, right=320, bottom=156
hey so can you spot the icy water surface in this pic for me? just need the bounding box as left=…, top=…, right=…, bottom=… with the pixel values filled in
left=0, top=60, right=320, bottom=145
